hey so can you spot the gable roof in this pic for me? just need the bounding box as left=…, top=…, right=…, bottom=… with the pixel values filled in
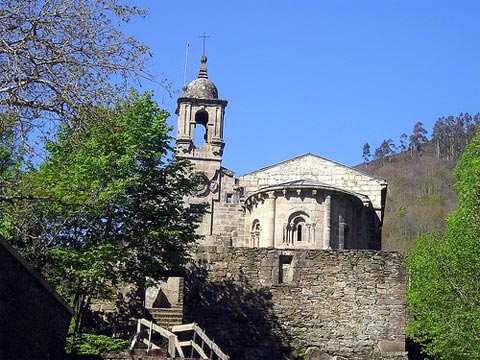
left=0, top=235, right=74, bottom=315
left=241, top=153, right=386, bottom=184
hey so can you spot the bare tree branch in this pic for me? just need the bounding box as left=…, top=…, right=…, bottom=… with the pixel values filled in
left=0, top=0, right=162, bottom=133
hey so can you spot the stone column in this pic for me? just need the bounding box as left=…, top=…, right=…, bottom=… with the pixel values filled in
left=215, top=106, right=220, bottom=138
left=323, top=195, right=331, bottom=249
left=339, top=215, right=345, bottom=250
left=185, top=104, right=192, bottom=137
left=266, top=191, right=276, bottom=248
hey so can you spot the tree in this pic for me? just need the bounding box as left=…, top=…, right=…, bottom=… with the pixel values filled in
left=374, top=138, right=396, bottom=162
left=399, top=133, right=408, bottom=152
left=0, top=93, right=206, bottom=334
left=432, top=116, right=449, bottom=159
left=406, top=128, right=480, bottom=359
left=432, top=113, right=479, bottom=160
left=362, top=142, right=371, bottom=163
left=409, top=121, right=428, bottom=156
left=0, top=0, right=157, bottom=135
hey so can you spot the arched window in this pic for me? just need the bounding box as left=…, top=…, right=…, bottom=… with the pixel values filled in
left=291, top=215, right=305, bottom=243
left=250, top=220, right=261, bottom=247
left=194, top=110, right=208, bottom=145
left=283, top=211, right=316, bottom=245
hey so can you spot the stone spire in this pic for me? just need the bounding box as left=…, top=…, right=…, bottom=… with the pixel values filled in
left=198, top=55, right=208, bottom=79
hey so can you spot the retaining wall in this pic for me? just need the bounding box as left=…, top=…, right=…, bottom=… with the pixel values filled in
left=185, top=246, right=407, bottom=360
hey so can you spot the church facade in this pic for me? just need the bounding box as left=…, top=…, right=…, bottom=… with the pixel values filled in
left=176, top=56, right=388, bottom=250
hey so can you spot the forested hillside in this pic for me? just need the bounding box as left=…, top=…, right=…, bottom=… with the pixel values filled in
left=357, top=113, right=479, bottom=253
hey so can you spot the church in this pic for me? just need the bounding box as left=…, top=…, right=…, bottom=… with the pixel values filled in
left=176, top=55, right=388, bottom=250
left=142, top=55, right=406, bottom=360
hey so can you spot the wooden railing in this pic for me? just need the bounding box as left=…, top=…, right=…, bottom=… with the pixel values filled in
left=172, top=322, right=230, bottom=360
left=130, top=319, right=230, bottom=360
left=130, top=318, right=185, bottom=358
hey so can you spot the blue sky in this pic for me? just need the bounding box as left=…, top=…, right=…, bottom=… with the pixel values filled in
left=124, top=1, right=480, bottom=175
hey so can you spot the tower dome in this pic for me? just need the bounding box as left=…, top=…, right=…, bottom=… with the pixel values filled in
left=181, top=56, right=218, bottom=99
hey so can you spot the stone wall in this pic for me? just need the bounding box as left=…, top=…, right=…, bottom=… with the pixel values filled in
left=185, top=246, right=407, bottom=360
left=145, top=277, right=184, bottom=308
left=188, top=166, right=245, bottom=246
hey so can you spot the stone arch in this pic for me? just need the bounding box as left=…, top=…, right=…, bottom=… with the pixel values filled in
left=284, top=211, right=316, bottom=245
left=250, top=219, right=261, bottom=247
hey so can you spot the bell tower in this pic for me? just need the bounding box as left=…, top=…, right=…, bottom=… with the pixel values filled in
left=176, top=55, right=236, bottom=244
left=176, top=55, right=228, bottom=176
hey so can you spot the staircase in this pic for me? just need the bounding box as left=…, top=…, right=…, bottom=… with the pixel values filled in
left=127, top=319, right=230, bottom=360
left=146, top=305, right=183, bottom=330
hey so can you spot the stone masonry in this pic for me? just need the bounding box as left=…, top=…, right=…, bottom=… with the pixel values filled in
left=239, top=153, right=387, bottom=220
left=185, top=246, right=407, bottom=360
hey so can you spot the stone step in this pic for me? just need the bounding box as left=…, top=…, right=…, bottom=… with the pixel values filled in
left=146, top=308, right=184, bottom=330
left=148, top=312, right=183, bottom=320
left=153, top=319, right=183, bottom=328
left=148, top=308, right=183, bottom=314
left=147, top=305, right=183, bottom=312
left=148, top=309, right=183, bottom=319
left=152, top=320, right=183, bottom=327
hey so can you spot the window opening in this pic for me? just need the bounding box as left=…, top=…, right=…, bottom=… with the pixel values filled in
left=226, top=193, right=233, bottom=203
left=279, top=255, right=293, bottom=284
left=193, top=111, right=208, bottom=146
left=250, top=220, right=261, bottom=247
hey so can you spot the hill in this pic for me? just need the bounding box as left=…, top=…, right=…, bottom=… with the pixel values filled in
left=357, top=112, right=480, bottom=253
left=356, top=144, right=458, bottom=253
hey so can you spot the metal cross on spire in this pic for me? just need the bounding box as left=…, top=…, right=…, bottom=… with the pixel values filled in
left=199, top=32, right=210, bottom=56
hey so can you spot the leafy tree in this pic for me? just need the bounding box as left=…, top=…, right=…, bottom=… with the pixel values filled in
left=409, top=121, right=428, bottom=156
left=432, top=113, right=480, bottom=160
left=432, top=116, right=450, bottom=159
left=374, top=138, right=396, bottom=162
left=399, top=133, right=408, bottom=152
left=407, top=128, right=480, bottom=359
left=362, top=142, right=371, bottom=163
left=0, top=93, right=206, bottom=333
left=0, top=0, right=157, bottom=134
left=0, top=114, right=21, bottom=191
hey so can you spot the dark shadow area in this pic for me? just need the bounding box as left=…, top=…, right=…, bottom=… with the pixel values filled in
left=152, top=290, right=172, bottom=308
left=407, top=338, right=433, bottom=360
left=184, top=259, right=295, bottom=360
left=85, top=288, right=144, bottom=339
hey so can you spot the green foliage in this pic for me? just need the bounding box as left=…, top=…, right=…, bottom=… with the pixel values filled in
left=374, top=138, right=396, bottom=162
left=371, top=153, right=456, bottom=252
left=0, top=92, right=206, bottom=334
left=394, top=206, right=406, bottom=218
left=409, top=121, right=428, bottom=155
left=362, top=142, right=371, bottom=162
left=406, top=129, right=480, bottom=359
left=432, top=113, right=479, bottom=160
left=66, top=333, right=129, bottom=354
